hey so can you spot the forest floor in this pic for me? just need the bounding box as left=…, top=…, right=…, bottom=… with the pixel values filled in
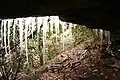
left=35, top=42, right=120, bottom=80
left=12, top=41, right=120, bottom=80
left=32, top=42, right=114, bottom=80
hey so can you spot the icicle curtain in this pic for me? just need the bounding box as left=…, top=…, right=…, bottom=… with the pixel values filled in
left=0, top=16, right=110, bottom=65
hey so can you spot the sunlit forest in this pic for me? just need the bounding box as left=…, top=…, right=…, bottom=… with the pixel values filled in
left=0, top=16, right=120, bottom=80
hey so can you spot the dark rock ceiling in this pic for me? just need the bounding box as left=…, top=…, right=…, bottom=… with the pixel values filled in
left=0, top=0, right=120, bottom=30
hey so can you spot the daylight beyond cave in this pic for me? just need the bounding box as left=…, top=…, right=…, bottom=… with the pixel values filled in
left=0, top=16, right=111, bottom=80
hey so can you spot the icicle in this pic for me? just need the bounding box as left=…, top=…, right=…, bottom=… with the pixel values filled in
left=61, top=21, right=65, bottom=51
left=45, top=17, right=48, bottom=42
left=48, top=17, right=51, bottom=35
left=37, top=17, right=40, bottom=41
left=7, top=19, right=13, bottom=54
left=31, top=19, right=33, bottom=39
left=4, top=20, right=8, bottom=54
left=54, top=16, right=59, bottom=43
left=25, top=18, right=29, bottom=64
left=73, top=24, right=76, bottom=28
left=36, top=17, right=43, bottom=65
left=69, top=23, right=73, bottom=38
left=37, top=17, right=42, bottom=48
left=1, top=20, right=3, bottom=48
left=13, top=19, right=17, bottom=43
left=43, top=17, right=48, bottom=64
left=104, top=30, right=107, bottom=40
left=30, top=17, right=37, bottom=39
left=29, top=18, right=32, bottom=38
left=59, top=20, right=65, bottom=51
left=57, top=17, right=59, bottom=34
left=93, top=29, right=95, bottom=35
left=19, top=18, right=23, bottom=54
left=99, top=29, right=103, bottom=44
left=93, top=29, right=95, bottom=34
left=50, top=16, right=54, bottom=34
left=95, top=29, right=98, bottom=36
left=107, top=31, right=111, bottom=44
left=37, top=17, right=43, bottom=31
left=28, top=17, right=33, bottom=39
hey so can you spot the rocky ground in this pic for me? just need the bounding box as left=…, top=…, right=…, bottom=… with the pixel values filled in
left=35, top=42, right=120, bottom=80
left=9, top=42, right=120, bottom=80
left=35, top=43, right=102, bottom=80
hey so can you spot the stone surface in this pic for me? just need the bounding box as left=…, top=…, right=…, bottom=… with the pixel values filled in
left=0, top=0, right=120, bottom=30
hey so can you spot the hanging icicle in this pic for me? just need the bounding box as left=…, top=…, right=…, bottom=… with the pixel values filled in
left=19, top=18, right=23, bottom=54
left=37, top=17, right=40, bottom=43
left=95, top=29, right=98, bottom=36
left=69, top=23, right=73, bottom=42
left=69, top=23, right=72, bottom=36
left=73, top=24, right=76, bottom=28
left=107, top=31, right=111, bottom=44
left=25, top=18, right=29, bottom=64
left=1, top=20, right=3, bottom=48
left=37, top=17, right=42, bottom=49
left=37, top=17, right=43, bottom=32
left=48, top=17, right=51, bottom=35
left=50, top=16, right=54, bottom=34
left=29, top=17, right=34, bottom=39
left=99, top=29, right=103, bottom=44
left=37, top=17, right=43, bottom=65
left=42, top=17, right=48, bottom=64
left=60, top=21, right=65, bottom=51
left=28, top=17, right=32, bottom=39
left=13, top=19, right=17, bottom=44
left=31, top=17, right=36, bottom=39
left=54, top=16, right=59, bottom=43
left=45, top=17, right=48, bottom=43
left=4, top=20, right=8, bottom=54
left=7, top=19, right=13, bottom=54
